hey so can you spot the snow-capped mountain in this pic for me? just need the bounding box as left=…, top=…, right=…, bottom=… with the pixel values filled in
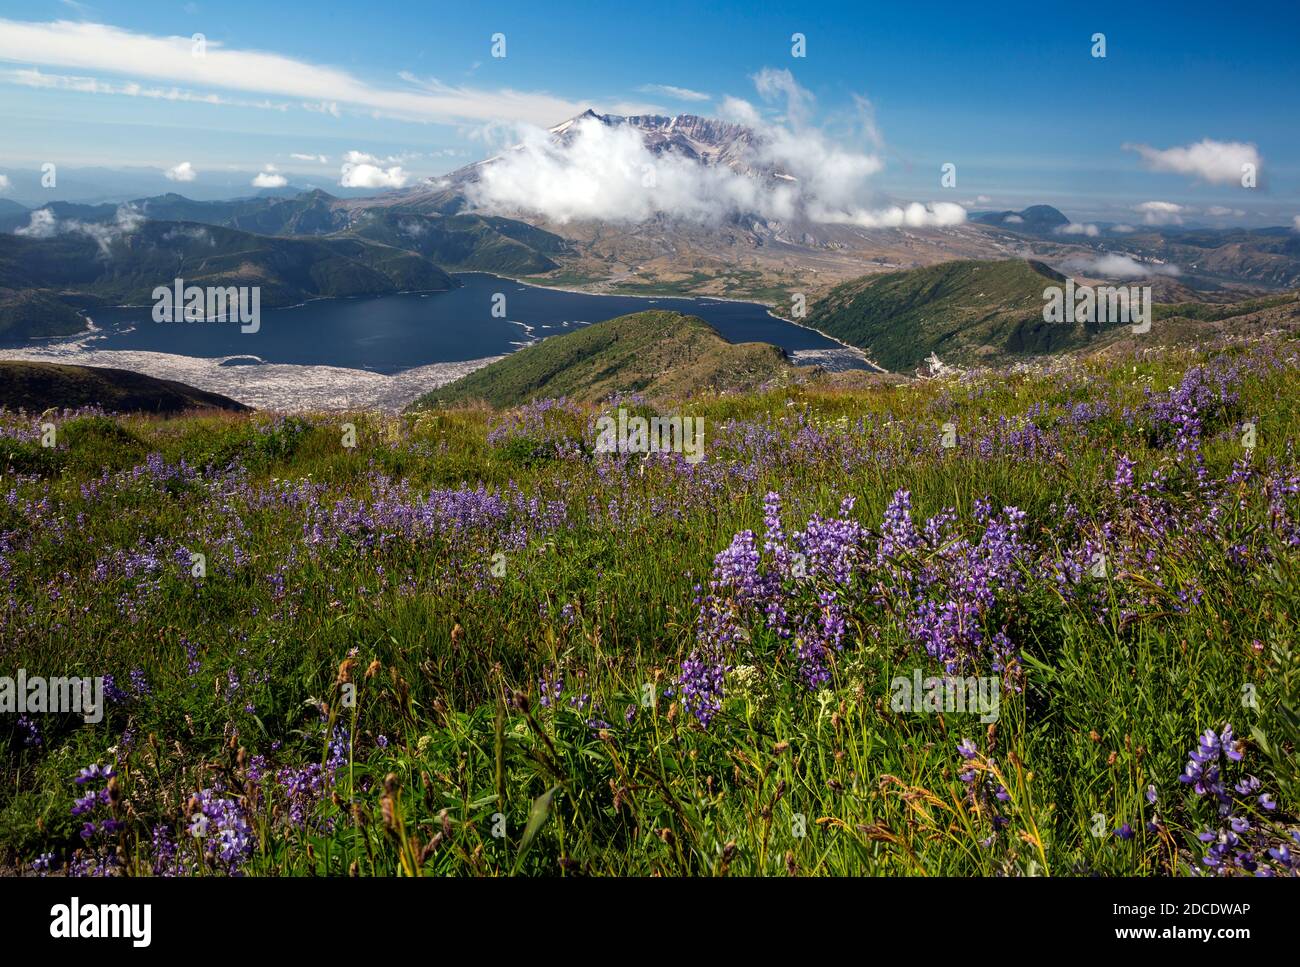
left=548, top=110, right=768, bottom=174
left=376, top=110, right=783, bottom=212
left=353, top=110, right=999, bottom=293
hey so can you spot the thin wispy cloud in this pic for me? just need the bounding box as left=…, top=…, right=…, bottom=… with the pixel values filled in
left=4, top=67, right=290, bottom=110
left=13, top=203, right=144, bottom=255
left=1063, top=253, right=1180, bottom=278
left=637, top=83, right=710, bottom=102
left=0, top=18, right=586, bottom=126
left=1055, top=222, right=1099, bottom=237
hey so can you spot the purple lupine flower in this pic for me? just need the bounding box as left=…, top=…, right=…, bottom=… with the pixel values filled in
left=1113, top=455, right=1136, bottom=490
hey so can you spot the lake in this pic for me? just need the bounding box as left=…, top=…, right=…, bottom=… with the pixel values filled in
left=77, top=272, right=864, bottom=374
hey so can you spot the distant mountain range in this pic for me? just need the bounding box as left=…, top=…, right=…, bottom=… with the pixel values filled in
left=0, top=198, right=28, bottom=223
left=346, top=208, right=565, bottom=274
left=0, top=187, right=578, bottom=338
left=971, top=205, right=1071, bottom=232
left=0, top=165, right=378, bottom=207
left=0, top=217, right=455, bottom=338
left=366, top=112, right=1300, bottom=298
left=0, top=190, right=568, bottom=272
left=3, top=108, right=1300, bottom=394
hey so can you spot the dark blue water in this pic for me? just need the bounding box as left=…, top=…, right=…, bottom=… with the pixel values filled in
left=77, top=273, right=858, bottom=374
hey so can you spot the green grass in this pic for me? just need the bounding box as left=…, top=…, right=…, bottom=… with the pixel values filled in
left=0, top=333, right=1297, bottom=877
left=412, top=310, right=793, bottom=408
left=1154, top=291, right=1299, bottom=323
left=806, top=259, right=1113, bottom=371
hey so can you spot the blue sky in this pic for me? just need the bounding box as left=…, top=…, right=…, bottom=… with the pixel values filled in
left=0, top=0, right=1297, bottom=223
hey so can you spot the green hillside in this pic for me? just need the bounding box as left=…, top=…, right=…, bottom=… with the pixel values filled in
left=0, top=198, right=28, bottom=233
left=0, top=361, right=249, bottom=413
left=807, top=259, right=1095, bottom=371
left=0, top=288, right=87, bottom=339
left=2, top=327, right=1299, bottom=878
left=348, top=209, right=566, bottom=274
left=412, top=309, right=794, bottom=409
left=0, top=219, right=454, bottom=309
left=133, top=190, right=349, bottom=235
left=8, top=192, right=566, bottom=275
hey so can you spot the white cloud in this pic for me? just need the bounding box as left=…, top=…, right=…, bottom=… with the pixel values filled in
left=717, top=95, right=762, bottom=128
left=751, top=67, right=814, bottom=126
left=290, top=153, right=329, bottom=164
left=1135, top=200, right=1189, bottom=226
left=114, top=202, right=145, bottom=232
left=637, top=83, right=710, bottom=102
left=1065, top=253, right=1180, bottom=279
left=302, top=100, right=341, bottom=118
left=339, top=151, right=409, bottom=188
left=339, top=160, right=408, bottom=189
left=162, top=224, right=213, bottom=245
left=1205, top=206, right=1244, bottom=217
left=14, top=203, right=145, bottom=254
left=14, top=208, right=57, bottom=238
left=1003, top=214, right=1023, bottom=224
left=0, top=174, right=9, bottom=190
left=810, top=201, right=966, bottom=229
left=1110, top=224, right=1136, bottom=233
left=1293, top=215, right=1300, bottom=232
left=252, top=168, right=287, bottom=188
left=0, top=19, right=585, bottom=125
left=470, top=119, right=751, bottom=223
left=467, top=71, right=963, bottom=229
left=164, top=161, right=197, bottom=182
left=4, top=66, right=290, bottom=110
left=1125, top=139, right=1259, bottom=186
left=1055, top=222, right=1099, bottom=237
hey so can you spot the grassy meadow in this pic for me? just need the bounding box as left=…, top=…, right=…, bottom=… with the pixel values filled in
left=2, top=334, right=1298, bottom=877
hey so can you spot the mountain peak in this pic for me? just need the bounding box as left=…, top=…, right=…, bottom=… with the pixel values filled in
left=972, top=205, right=1070, bottom=232
left=543, top=110, right=759, bottom=175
